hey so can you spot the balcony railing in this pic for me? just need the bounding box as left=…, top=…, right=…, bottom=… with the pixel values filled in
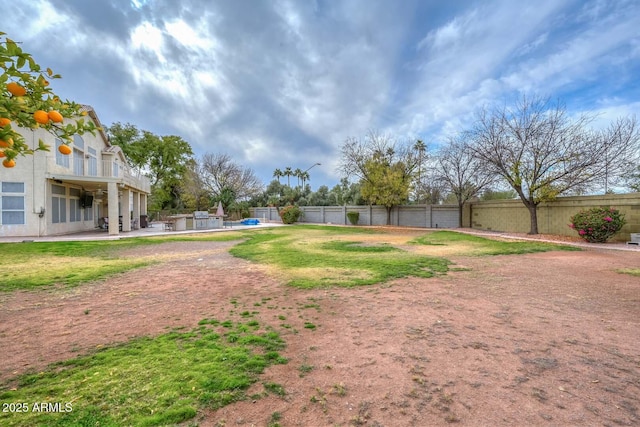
left=51, top=154, right=150, bottom=193
left=100, top=159, right=151, bottom=193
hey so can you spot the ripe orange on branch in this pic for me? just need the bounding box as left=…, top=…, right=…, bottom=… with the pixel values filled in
left=2, top=159, right=16, bottom=168
left=58, top=144, right=72, bottom=155
left=48, top=110, right=64, bottom=123
left=34, top=110, right=49, bottom=124
left=6, top=82, right=26, bottom=97
left=0, top=138, right=14, bottom=148
left=0, top=118, right=10, bottom=127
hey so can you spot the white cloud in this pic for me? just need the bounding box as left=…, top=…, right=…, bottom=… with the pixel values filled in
left=4, top=0, right=639, bottom=188
left=130, top=22, right=167, bottom=63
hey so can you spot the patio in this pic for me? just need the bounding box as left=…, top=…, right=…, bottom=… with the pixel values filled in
left=0, top=220, right=284, bottom=243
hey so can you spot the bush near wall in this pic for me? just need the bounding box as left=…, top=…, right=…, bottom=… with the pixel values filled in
left=279, top=205, right=303, bottom=224
left=569, top=207, right=626, bottom=243
left=346, top=211, right=360, bottom=225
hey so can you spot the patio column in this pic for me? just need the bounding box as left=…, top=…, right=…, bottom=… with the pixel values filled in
left=121, top=187, right=131, bottom=232
left=132, top=191, right=140, bottom=229
left=107, top=181, right=119, bottom=235
left=141, top=193, right=147, bottom=216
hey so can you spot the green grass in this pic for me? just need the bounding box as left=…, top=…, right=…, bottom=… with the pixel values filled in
left=0, top=233, right=243, bottom=292
left=617, top=268, right=640, bottom=277
left=0, top=319, right=286, bottom=427
left=228, top=226, right=580, bottom=288
left=229, top=225, right=450, bottom=288
left=410, top=231, right=581, bottom=255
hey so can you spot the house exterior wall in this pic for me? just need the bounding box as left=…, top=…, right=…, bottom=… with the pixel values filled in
left=1, top=127, right=52, bottom=237
left=0, top=111, right=150, bottom=237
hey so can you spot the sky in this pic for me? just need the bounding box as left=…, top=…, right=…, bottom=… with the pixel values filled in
left=3, top=0, right=640, bottom=189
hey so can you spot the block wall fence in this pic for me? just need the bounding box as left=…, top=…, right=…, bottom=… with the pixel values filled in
left=250, top=192, right=640, bottom=242
left=462, top=192, right=640, bottom=242
left=250, top=205, right=460, bottom=228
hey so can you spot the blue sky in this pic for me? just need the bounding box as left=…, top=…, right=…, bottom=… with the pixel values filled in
left=3, top=0, right=640, bottom=189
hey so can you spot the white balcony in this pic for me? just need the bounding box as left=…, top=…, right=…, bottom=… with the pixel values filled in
left=99, top=159, right=151, bottom=193
left=47, top=153, right=150, bottom=193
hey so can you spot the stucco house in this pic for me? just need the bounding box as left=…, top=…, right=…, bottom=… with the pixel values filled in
left=0, top=105, right=150, bottom=237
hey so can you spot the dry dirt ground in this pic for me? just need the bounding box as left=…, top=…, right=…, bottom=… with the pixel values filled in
left=0, top=231, right=639, bottom=426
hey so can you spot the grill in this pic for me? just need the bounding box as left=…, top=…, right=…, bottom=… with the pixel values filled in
left=194, top=211, right=210, bottom=229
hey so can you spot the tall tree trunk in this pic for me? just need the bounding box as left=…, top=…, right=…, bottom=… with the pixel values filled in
left=526, top=201, right=539, bottom=234
left=458, top=202, right=464, bottom=228
left=386, top=206, right=392, bottom=225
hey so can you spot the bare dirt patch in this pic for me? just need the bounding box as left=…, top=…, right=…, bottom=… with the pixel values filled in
left=1, top=236, right=639, bottom=426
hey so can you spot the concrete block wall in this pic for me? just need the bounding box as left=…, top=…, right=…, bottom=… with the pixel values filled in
left=466, top=193, right=640, bottom=242
left=250, top=205, right=460, bottom=228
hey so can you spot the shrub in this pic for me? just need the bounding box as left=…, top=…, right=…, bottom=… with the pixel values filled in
left=346, top=211, right=360, bottom=225
left=569, top=207, right=626, bottom=243
left=279, top=205, right=303, bottom=224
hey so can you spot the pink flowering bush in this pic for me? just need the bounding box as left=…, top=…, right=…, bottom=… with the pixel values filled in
left=569, top=207, right=626, bottom=243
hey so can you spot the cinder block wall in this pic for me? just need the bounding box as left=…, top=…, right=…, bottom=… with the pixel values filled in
left=466, top=193, right=640, bottom=242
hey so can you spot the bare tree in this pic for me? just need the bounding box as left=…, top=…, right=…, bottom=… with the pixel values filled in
left=435, top=135, right=495, bottom=227
left=200, top=153, right=264, bottom=204
left=469, top=95, right=640, bottom=234
left=179, top=159, right=211, bottom=210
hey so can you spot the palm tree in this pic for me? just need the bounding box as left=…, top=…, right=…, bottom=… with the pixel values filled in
left=300, top=171, right=310, bottom=188
left=273, top=168, right=283, bottom=184
left=413, top=139, right=427, bottom=203
left=284, top=166, right=293, bottom=187
left=293, top=168, right=303, bottom=188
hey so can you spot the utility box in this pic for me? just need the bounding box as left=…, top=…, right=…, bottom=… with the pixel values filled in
left=630, top=233, right=640, bottom=245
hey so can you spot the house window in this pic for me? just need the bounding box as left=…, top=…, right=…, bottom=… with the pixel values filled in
left=1, top=182, right=25, bottom=225
left=112, top=160, right=119, bottom=177
left=87, top=147, right=97, bottom=176
left=55, top=139, right=70, bottom=168
left=51, top=184, right=66, bottom=224
left=73, top=148, right=84, bottom=175
left=73, top=135, right=85, bottom=176
left=73, top=135, right=85, bottom=150
left=69, top=188, right=82, bottom=222
left=84, top=203, right=93, bottom=221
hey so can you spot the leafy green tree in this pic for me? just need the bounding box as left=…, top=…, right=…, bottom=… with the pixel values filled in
left=307, top=185, right=331, bottom=206
left=360, top=156, right=411, bottom=224
left=1, top=33, right=96, bottom=166
left=339, top=131, right=419, bottom=224
left=106, top=123, right=194, bottom=210
left=329, top=178, right=364, bottom=205
left=105, top=122, right=145, bottom=170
